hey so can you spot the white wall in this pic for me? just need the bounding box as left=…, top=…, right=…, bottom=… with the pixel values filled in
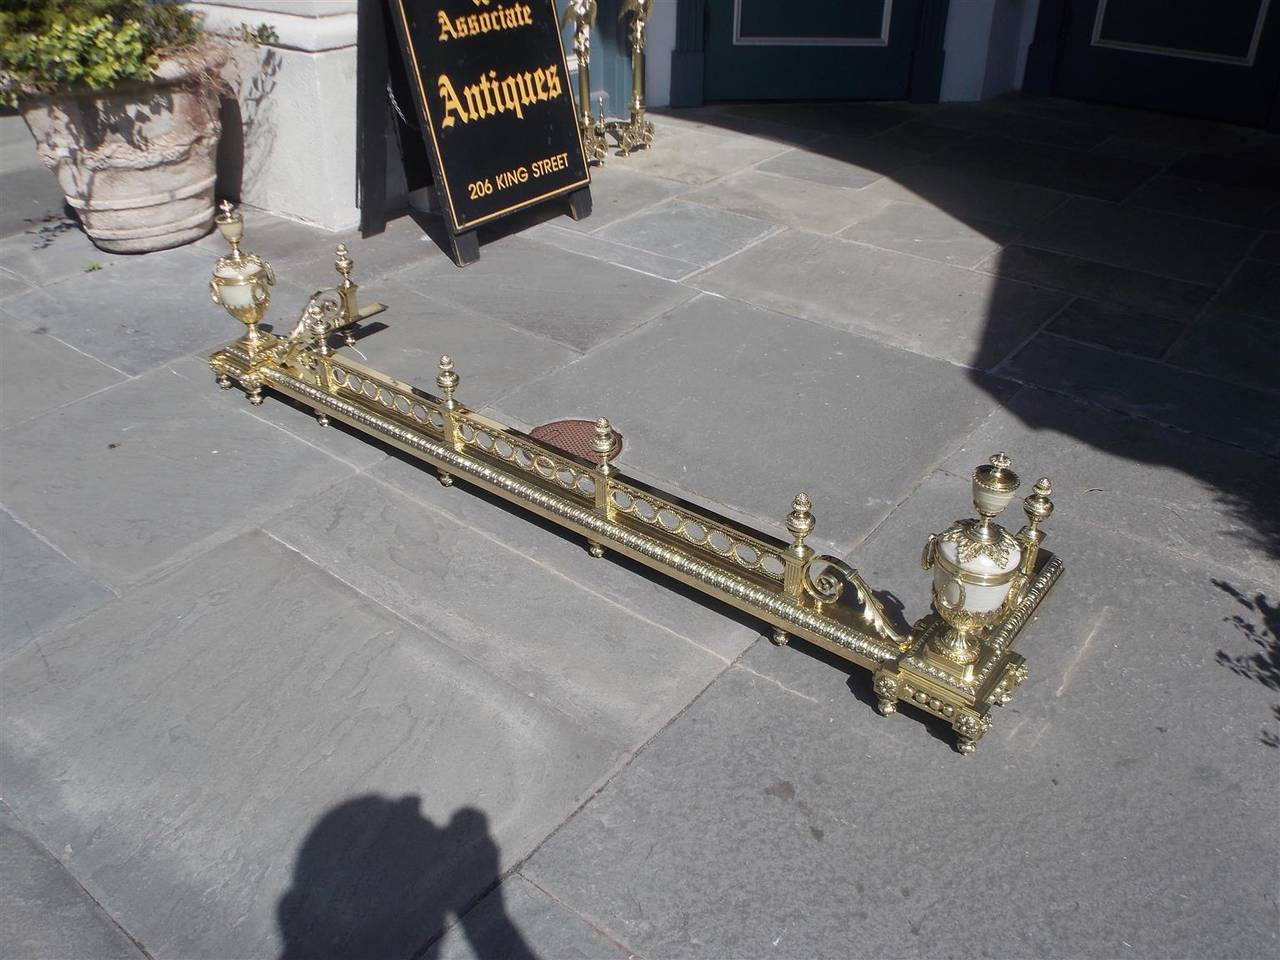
left=940, top=0, right=1040, bottom=102
left=190, top=0, right=360, bottom=230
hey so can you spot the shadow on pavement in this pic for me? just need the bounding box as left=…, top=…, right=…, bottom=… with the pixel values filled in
left=277, top=795, right=534, bottom=960
left=649, top=98, right=1280, bottom=564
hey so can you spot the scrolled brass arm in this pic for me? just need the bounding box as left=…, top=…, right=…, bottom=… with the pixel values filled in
left=803, top=555, right=908, bottom=647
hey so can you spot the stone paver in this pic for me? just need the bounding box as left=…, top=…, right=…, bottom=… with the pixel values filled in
left=999, top=332, right=1280, bottom=454
left=0, top=322, right=127, bottom=428
left=0, top=804, right=145, bottom=960
left=595, top=199, right=779, bottom=269
left=370, top=452, right=760, bottom=662
left=490, top=293, right=1014, bottom=546
left=695, top=229, right=1066, bottom=368
left=0, top=511, right=115, bottom=662
left=1, top=531, right=619, bottom=959
left=386, top=236, right=696, bottom=352
left=264, top=475, right=731, bottom=749
left=0, top=358, right=365, bottom=590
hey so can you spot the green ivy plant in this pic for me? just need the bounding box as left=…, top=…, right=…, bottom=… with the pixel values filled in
left=0, top=0, right=276, bottom=107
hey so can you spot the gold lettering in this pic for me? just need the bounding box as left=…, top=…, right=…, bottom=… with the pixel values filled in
left=437, top=74, right=468, bottom=127
left=515, top=71, right=536, bottom=106
left=467, top=14, right=479, bottom=34
left=478, top=11, right=492, bottom=31
left=500, top=76, right=523, bottom=118
left=435, top=63, right=567, bottom=130
left=464, top=82, right=488, bottom=120
left=437, top=10, right=457, bottom=40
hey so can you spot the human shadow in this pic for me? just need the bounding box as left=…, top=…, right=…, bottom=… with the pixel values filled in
left=278, top=795, right=535, bottom=960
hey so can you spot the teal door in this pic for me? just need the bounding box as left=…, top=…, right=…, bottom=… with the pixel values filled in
left=1053, top=0, right=1280, bottom=126
left=704, top=0, right=926, bottom=100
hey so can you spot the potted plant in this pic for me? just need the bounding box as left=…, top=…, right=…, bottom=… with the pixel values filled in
left=1, top=1, right=267, bottom=253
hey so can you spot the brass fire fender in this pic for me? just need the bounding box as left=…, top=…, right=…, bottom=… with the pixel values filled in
left=207, top=207, right=1063, bottom=755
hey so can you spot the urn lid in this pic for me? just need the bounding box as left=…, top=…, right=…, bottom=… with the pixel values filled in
left=935, top=521, right=1022, bottom=576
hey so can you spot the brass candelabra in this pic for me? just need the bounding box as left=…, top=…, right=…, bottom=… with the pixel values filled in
left=564, top=0, right=655, bottom=160
left=207, top=208, right=1064, bottom=754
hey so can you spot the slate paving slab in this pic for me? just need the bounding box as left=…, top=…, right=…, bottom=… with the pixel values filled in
left=926, top=102, right=1112, bottom=150
left=1165, top=306, right=1280, bottom=394
left=999, top=332, right=1280, bottom=454
left=1125, top=174, right=1280, bottom=229
left=522, top=222, right=700, bottom=280
left=595, top=199, right=779, bottom=269
left=0, top=266, right=31, bottom=302
left=1020, top=196, right=1257, bottom=286
left=352, top=278, right=580, bottom=406
left=678, top=169, right=899, bottom=236
left=755, top=134, right=927, bottom=190
left=1, top=245, right=287, bottom=377
left=385, top=237, right=696, bottom=352
left=861, top=163, right=1069, bottom=229
left=694, top=229, right=1067, bottom=369
left=0, top=531, right=619, bottom=960
left=0, top=220, right=142, bottom=289
left=608, top=126, right=791, bottom=186
left=490, top=293, right=1014, bottom=549
left=0, top=321, right=127, bottom=428
left=0, top=512, right=115, bottom=663
left=0, top=357, right=366, bottom=591
left=987, top=245, right=1213, bottom=322
left=524, top=499, right=1279, bottom=960
left=838, top=201, right=1012, bottom=268
left=370, top=452, right=760, bottom=661
left=939, top=134, right=1160, bottom=201
left=933, top=386, right=1280, bottom=586
left=435, top=875, right=634, bottom=959
left=0, top=803, right=145, bottom=960
left=1215, top=259, right=1280, bottom=321
left=264, top=475, right=731, bottom=749
left=1044, top=297, right=1185, bottom=359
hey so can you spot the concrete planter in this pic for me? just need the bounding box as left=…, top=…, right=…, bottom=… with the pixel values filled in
left=20, top=58, right=223, bottom=253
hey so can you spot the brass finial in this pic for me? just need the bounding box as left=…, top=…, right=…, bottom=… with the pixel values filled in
left=1023, top=476, right=1054, bottom=529
left=437, top=355, right=459, bottom=408
left=786, top=493, right=815, bottom=550
left=306, top=301, right=332, bottom=356
left=335, top=243, right=353, bottom=286
left=592, top=417, right=616, bottom=470
left=214, top=200, right=244, bottom=259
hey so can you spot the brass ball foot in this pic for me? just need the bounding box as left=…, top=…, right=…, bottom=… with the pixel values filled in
left=588, top=542, right=605, bottom=558
left=955, top=738, right=976, bottom=756
left=317, top=413, right=330, bottom=427
left=247, top=388, right=264, bottom=406
left=216, top=374, right=233, bottom=390
left=437, top=471, right=454, bottom=487
left=876, top=698, right=897, bottom=717
left=770, top=628, right=789, bottom=646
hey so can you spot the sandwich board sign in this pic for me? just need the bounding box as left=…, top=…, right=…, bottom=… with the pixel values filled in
left=387, top=0, right=592, bottom=264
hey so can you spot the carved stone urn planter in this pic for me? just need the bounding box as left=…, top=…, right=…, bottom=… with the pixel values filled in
left=19, top=56, right=222, bottom=253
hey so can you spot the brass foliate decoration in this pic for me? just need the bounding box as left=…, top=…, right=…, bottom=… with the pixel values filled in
left=206, top=211, right=1065, bottom=755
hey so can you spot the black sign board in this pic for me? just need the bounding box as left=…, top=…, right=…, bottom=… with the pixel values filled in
left=387, top=0, right=591, bottom=239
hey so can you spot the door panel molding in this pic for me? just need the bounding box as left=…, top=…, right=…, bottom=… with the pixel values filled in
left=731, top=0, right=892, bottom=46
left=1090, top=0, right=1272, bottom=65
